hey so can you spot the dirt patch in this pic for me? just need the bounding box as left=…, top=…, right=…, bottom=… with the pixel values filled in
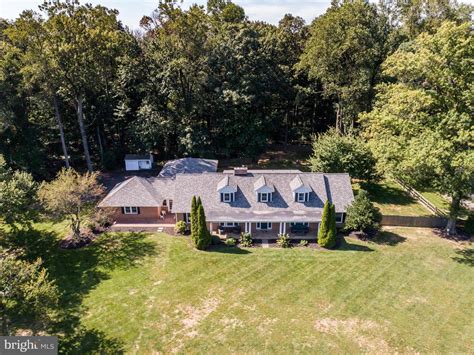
left=220, top=317, right=244, bottom=330
left=314, top=318, right=393, bottom=352
left=180, top=297, right=220, bottom=336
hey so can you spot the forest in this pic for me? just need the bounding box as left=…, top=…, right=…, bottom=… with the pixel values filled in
left=0, top=0, right=470, bottom=175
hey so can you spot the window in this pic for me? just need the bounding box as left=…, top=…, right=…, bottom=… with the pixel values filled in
left=184, top=213, right=190, bottom=223
left=256, top=222, right=272, bottom=230
left=162, top=200, right=167, bottom=206
left=296, top=192, right=307, bottom=202
left=336, top=213, right=344, bottom=223
left=123, top=206, right=139, bottom=215
left=259, top=193, right=272, bottom=202
left=223, top=193, right=232, bottom=202
left=290, top=222, right=309, bottom=227
left=220, top=222, right=237, bottom=227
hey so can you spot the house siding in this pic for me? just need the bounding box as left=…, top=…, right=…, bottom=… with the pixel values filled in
left=109, top=207, right=160, bottom=223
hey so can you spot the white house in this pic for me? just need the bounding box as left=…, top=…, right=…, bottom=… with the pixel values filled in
left=124, top=154, right=153, bottom=171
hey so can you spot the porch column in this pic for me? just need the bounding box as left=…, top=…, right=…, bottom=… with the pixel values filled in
left=248, top=222, right=252, bottom=234
left=279, top=222, right=283, bottom=234
left=245, top=223, right=248, bottom=233
left=210, top=222, right=213, bottom=233
left=283, top=222, right=286, bottom=234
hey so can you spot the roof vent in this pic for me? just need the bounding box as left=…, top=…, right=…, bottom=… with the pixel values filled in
left=234, top=166, right=248, bottom=176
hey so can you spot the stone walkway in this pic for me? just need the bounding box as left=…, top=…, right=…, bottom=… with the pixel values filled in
left=262, top=240, right=269, bottom=248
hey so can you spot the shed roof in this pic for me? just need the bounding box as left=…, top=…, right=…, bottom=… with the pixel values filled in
left=125, top=154, right=152, bottom=160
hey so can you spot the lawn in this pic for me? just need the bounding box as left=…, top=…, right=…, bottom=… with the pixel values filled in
left=14, top=224, right=473, bottom=353
left=354, top=179, right=432, bottom=216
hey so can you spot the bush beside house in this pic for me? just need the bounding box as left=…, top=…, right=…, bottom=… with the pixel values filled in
left=345, top=189, right=381, bottom=239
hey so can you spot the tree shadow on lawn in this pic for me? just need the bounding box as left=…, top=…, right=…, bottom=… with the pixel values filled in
left=5, top=229, right=157, bottom=353
left=372, top=231, right=407, bottom=246
left=452, top=248, right=474, bottom=267
left=338, top=237, right=374, bottom=252
left=207, top=244, right=252, bottom=254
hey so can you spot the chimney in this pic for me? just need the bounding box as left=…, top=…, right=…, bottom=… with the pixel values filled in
left=234, top=166, right=248, bottom=176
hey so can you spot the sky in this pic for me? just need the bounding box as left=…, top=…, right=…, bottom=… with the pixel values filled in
left=1, top=0, right=344, bottom=27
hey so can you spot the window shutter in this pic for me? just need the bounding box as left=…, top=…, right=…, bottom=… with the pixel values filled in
left=294, top=193, right=297, bottom=202
left=137, top=207, right=141, bottom=215
left=270, top=193, right=273, bottom=202
left=232, top=193, right=234, bottom=202
left=257, top=193, right=261, bottom=202
left=121, top=207, right=125, bottom=214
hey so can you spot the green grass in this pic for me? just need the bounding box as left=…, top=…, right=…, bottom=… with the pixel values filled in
left=419, top=190, right=450, bottom=213
left=353, top=179, right=432, bottom=216
left=12, top=225, right=472, bottom=353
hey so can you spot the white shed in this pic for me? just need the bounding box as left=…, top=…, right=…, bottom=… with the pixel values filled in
left=124, top=154, right=154, bottom=171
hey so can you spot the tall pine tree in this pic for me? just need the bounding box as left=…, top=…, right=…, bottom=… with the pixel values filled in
left=318, top=201, right=337, bottom=249
left=190, top=196, right=199, bottom=246
left=318, top=200, right=330, bottom=245
left=196, top=204, right=211, bottom=250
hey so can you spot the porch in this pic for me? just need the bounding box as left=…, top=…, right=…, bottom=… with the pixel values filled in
left=210, top=221, right=319, bottom=240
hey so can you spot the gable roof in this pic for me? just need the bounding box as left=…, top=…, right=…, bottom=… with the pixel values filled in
left=172, top=172, right=354, bottom=221
left=158, top=158, right=218, bottom=178
left=98, top=176, right=173, bottom=207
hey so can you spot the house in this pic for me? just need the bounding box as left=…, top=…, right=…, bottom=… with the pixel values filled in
left=124, top=154, right=153, bottom=171
left=99, top=165, right=354, bottom=238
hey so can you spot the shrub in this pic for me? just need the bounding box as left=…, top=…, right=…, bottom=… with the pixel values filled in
left=211, top=235, right=222, bottom=245
left=94, top=208, right=115, bottom=228
left=225, top=237, right=237, bottom=246
left=344, top=189, right=381, bottom=234
left=175, top=220, right=187, bottom=234
left=276, top=233, right=291, bottom=248
left=299, top=240, right=309, bottom=247
left=310, top=128, right=379, bottom=181
left=239, top=232, right=253, bottom=247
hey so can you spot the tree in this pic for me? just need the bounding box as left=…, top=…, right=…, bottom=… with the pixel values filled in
left=38, top=169, right=104, bottom=240
left=317, top=200, right=330, bottom=245
left=361, top=21, right=473, bottom=234
left=345, top=189, right=381, bottom=233
left=195, top=203, right=211, bottom=250
left=190, top=196, right=199, bottom=245
left=326, top=204, right=337, bottom=249
left=0, top=248, right=58, bottom=335
left=299, top=0, right=389, bottom=132
left=0, top=156, right=38, bottom=230
left=310, top=128, right=378, bottom=180
left=39, top=1, right=127, bottom=171
left=318, top=200, right=337, bottom=248
left=4, top=10, right=71, bottom=168
left=389, top=0, right=473, bottom=39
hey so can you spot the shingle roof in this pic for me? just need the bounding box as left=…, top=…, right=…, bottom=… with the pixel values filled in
left=158, top=158, right=218, bottom=178
left=99, top=170, right=354, bottom=222
left=172, top=172, right=354, bottom=220
left=98, top=176, right=174, bottom=207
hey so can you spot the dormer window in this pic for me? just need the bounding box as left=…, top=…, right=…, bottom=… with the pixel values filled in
left=217, top=176, right=237, bottom=203
left=222, top=192, right=234, bottom=202
left=254, top=176, right=274, bottom=203
left=259, top=192, right=271, bottom=202
left=296, top=192, right=308, bottom=202
left=290, top=176, right=312, bottom=203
